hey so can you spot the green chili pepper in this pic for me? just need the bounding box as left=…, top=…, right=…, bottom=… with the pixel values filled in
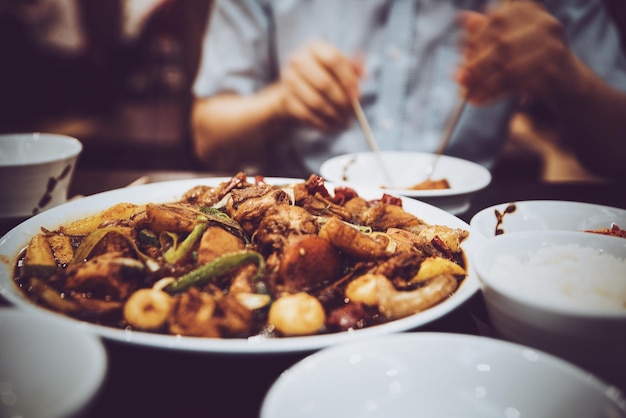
left=163, top=221, right=208, bottom=265
left=164, top=250, right=265, bottom=294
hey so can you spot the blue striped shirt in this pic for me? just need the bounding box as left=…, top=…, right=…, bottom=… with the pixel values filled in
left=193, top=0, right=626, bottom=174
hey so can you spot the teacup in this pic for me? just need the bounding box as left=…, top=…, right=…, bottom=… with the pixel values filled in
left=0, top=133, right=82, bottom=220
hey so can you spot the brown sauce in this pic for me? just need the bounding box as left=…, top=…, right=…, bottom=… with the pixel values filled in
left=494, top=203, right=517, bottom=235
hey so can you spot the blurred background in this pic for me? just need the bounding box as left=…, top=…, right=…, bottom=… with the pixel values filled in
left=0, top=0, right=625, bottom=181
left=0, top=0, right=210, bottom=171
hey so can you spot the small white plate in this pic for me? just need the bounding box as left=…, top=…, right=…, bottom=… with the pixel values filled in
left=261, top=333, right=626, bottom=418
left=0, top=177, right=483, bottom=355
left=470, top=200, right=626, bottom=238
left=320, top=151, right=491, bottom=214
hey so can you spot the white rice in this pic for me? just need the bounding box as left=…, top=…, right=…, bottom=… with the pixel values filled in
left=489, top=244, right=626, bottom=313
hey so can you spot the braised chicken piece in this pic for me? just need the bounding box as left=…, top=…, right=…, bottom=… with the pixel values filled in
left=319, top=216, right=392, bottom=259
left=254, top=205, right=319, bottom=252
left=180, top=185, right=221, bottom=207
left=225, top=184, right=291, bottom=235
left=414, top=225, right=469, bottom=259
left=64, top=251, right=144, bottom=299
left=168, top=287, right=253, bottom=338
left=293, top=176, right=353, bottom=221
left=214, top=171, right=250, bottom=199
left=173, top=172, right=266, bottom=208
left=369, top=251, right=427, bottom=289
left=385, top=228, right=428, bottom=254
left=347, top=197, right=426, bottom=233
left=253, top=204, right=342, bottom=294
left=57, top=251, right=146, bottom=315
left=168, top=286, right=220, bottom=337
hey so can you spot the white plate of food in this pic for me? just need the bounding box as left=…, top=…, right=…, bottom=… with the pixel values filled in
left=469, top=200, right=626, bottom=238
left=320, top=151, right=492, bottom=214
left=260, top=333, right=626, bottom=418
left=0, top=174, right=483, bottom=355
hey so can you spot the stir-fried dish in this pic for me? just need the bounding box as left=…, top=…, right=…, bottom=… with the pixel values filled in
left=13, top=173, right=469, bottom=339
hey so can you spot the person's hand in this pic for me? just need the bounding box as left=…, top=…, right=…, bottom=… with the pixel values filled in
left=456, top=2, right=580, bottom=105
left=278, top=40, right=363, bottom=132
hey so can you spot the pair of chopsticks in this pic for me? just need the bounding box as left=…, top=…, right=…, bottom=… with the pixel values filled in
left=425, top=0, right=512, bottom=180
left=426, top=94, right=469, bottom=181
left=425, top=0, right=514, bottom=177
left=351, top=93, right=463, bottom=186
left=352, top=0, right=512, bottom=183
left=351, top=98, right=393, bottom=185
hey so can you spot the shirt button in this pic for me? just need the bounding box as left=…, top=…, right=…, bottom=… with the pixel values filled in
left=382, top=117, right=395, bottom=130
left=387, top=46, right=402, bottom=61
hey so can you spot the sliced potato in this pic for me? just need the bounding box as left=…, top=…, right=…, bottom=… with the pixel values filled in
left=47, top=234, right=74, bottom=266
left=22, top=234, right=57, bottom=278
left=410, top=256, right=466, bottom=283
left=146, top=203, right=200, bottom=234
left=59, top=203, right=145, bottom=235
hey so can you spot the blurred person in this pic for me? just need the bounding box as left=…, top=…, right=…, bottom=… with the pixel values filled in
left=0, top=0, right=87, bottom=127
left=190, top=0, right=626, bottom=178
left=1, top=0, right=86, bottom=54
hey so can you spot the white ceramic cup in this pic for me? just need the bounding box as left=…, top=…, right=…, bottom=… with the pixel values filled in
left=0, top=133, right=82, bottom=219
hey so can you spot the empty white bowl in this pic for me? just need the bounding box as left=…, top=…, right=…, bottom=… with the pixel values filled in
left=0, top=309, right=107, bottom=418
left=473, top=230, right=626, bottom=368
left=261, top=333, right=626, bottom=418
left=0, top=133, right=82, bottom=219
left=320, top=151, right=491, bottom=214
left=470, top=200, right=626, bottom=238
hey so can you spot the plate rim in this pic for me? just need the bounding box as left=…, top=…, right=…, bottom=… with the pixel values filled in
left=319, top=151, right=492, bottom=198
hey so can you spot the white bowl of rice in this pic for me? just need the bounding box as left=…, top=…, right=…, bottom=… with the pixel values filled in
left=473, top=230, right=626, bottom=369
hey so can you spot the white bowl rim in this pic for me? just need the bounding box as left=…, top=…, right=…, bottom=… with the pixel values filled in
left=0, top=132, right=83, bottom=167
left=320, top=151, right=492, bottom=197
left=0, top=308, right=107, bottom=418
left=470, top=199, right=626, bottom=237
left=260, top=332, right=626, bottom=417
left=473, top=230, right=626, bottom=319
